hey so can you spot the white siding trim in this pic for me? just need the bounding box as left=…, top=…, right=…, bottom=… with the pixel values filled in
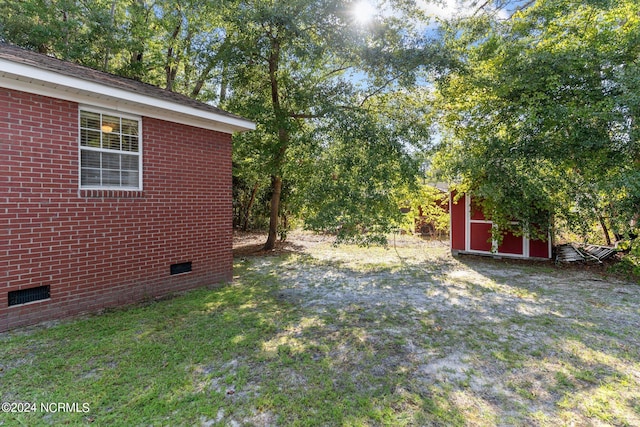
left=0, top=60, right=255, bottom=134
left=458, top=193, right=552, bottom=260
left=464, top=194, right=532, bottom=257
left=464, top=193, right=470, bottom=252
left=448, top=192, right=453, bottom=246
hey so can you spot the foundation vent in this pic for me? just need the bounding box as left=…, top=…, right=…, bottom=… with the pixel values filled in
left=8, top=285, right=51, bottom=306
left=170, top=262, right=192, bottom=275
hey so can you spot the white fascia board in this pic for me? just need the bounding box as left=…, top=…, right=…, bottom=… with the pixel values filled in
left=0, top=59, right=255, bottom=134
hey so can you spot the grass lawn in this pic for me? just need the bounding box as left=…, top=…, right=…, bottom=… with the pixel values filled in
left=1, top=233, right=639, bottom=426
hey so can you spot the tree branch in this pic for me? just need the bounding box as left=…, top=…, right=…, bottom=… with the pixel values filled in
left=357, top=72, right=407, bottom=108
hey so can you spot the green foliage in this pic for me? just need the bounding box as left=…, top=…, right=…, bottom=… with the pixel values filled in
left=0, top=0, right=446, bottom=244
left=0, top=0, right=120, bottom=68
left=0, top=0, right=231, bottom=97
left=434, top=0, right=640, bottom=243
left=397, top=183, right=449, bottom=236
left=220, top=1, right=443, bottom=244
left=232, top=174, right=271, bottom=230
left=294, top=91, right=435, bottom=245
left=609, top=238, right=640, bottom=281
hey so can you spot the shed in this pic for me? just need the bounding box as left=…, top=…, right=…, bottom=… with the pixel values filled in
left=0, top=44, right=255, bottom=331
left=450, top=191, right=552, bottom=259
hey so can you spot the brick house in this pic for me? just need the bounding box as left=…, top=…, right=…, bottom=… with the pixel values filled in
left=0, top=44, right=254, bottom=331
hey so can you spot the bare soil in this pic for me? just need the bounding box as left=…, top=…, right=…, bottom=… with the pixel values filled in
left=232, top=230, right=640, bottom=426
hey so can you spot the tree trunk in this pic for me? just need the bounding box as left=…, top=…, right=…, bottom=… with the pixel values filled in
left=264, top=176, right=282, bottom=250
left=103, top=0, right=117, bottom=71
left=165, top=23, right=182, bottom=91
left=263, top=35, right=286, bottom=251
left=598, top=215, right=612, bottom=246
left=191, top=62, right=215, bottom=98
left=219, top=66, right=228, bottom=102
left=242, top=181, right=259, bottom=231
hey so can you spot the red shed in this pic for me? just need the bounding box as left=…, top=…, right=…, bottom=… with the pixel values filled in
left=450, top=191, right=551, bottom=259
left=0, top=44, right=255, bottom=331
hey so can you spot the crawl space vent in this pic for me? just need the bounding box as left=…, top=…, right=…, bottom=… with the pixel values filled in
left=170, top=262, right=192, bottom=275
left=8, top=285, right=51, bottom=306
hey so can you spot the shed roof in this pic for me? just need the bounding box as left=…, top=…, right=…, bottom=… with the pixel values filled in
left=0, top=43, right=255, bottom=134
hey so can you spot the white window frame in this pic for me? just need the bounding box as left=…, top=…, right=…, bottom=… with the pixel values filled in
left=78, top=106, right=143, bottom=190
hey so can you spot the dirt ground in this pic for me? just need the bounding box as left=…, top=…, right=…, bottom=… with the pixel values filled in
left=2, top=231, right=637, bottom=426
left=232, top=230, right=335, bottom=257
left=232, top=230, right=640, bottom=426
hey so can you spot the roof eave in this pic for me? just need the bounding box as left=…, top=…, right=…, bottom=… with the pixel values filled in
left=0, top=58, right=256, bottom=134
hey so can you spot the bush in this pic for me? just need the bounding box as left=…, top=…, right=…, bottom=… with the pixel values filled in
left=609, top=239, right=640, bottom=282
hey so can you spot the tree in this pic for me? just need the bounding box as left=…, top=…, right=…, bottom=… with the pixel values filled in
left=223, top=0, right=444, bottom=248
left=296, top=89, right=436, bottom=244
left=0, top=0, right=120, bottom=68
left=0, top=0, right=228, bottom=96
left=223, top=0, right=360, bottom=249
left=2, top=0, right=447, bottom=248
left=434, top=0, right=640, bottom=243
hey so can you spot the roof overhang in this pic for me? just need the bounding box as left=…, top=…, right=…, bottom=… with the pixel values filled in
left=0, top=58, right=255, bottom=134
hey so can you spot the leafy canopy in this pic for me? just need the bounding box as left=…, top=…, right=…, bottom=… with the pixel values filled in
left=1, top=0, right=447, bottom=245
left=434, top=0, right=640, bottom=241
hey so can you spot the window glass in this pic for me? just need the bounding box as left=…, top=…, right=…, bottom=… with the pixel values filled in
left=80, top=129, right=101, bottom=148
left=122, top=135, right=138, bottom=152
left=80, top=110, right=141, bottom=189
left=121, top=119, right=139, bottom=136
left=103, top=133, right=121, bottom=151
left=81, top=151, right=100, bottom=168
left=102, top=115, right=121, bottom=134
left=81, top=168, right=101, bottom=186
left=121, top=154, right=138, bottom=170
left=80, top=111, right=100, bottom=129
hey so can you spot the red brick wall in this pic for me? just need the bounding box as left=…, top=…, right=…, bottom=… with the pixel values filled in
left=1, top=88, right=233, bottom=331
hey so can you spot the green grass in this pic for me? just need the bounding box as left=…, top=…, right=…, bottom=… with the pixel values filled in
left=0, top=259, right=459, bottom=426
left=1, top=239, right=640, bottom=426
left=1, top=276, right=289, bottom=425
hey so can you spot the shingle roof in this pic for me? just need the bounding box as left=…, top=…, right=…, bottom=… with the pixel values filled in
left=0, top=42, right=249, bottom=125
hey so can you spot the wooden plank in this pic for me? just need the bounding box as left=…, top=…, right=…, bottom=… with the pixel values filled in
left=556, top=244, right=585, bottom=263
left=582, top=244, right=617, bottom=261
left=578, top=247, right=601, bottom=263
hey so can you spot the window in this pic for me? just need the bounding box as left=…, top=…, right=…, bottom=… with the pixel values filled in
left=79, top=108, right=141, bottom=189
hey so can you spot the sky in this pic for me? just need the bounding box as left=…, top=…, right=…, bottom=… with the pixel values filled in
left=352, top=0, right=512, bottom=25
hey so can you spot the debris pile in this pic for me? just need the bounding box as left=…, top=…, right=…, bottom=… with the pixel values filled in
left=556, top=243, right=617, bottom=264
